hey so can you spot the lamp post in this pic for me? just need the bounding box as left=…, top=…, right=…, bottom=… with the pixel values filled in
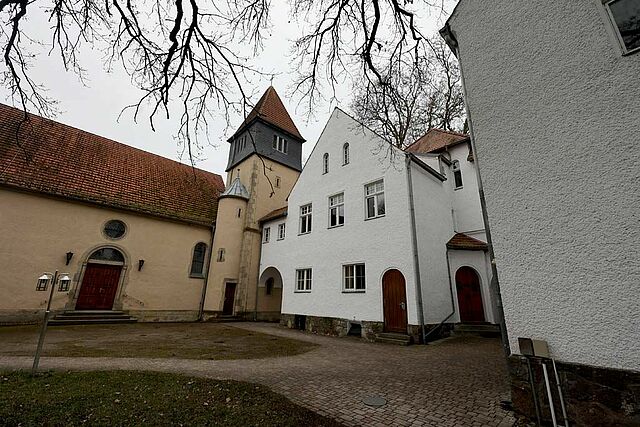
left=32, top=270, right=69, bottom=374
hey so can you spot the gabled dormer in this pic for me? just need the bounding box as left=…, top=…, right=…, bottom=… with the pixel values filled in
left=226, top=87, right=305, bottom=172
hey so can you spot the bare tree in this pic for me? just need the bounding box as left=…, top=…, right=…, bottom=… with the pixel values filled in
left=0, top=0, right=446, bottom=161
left=350, top=35, right=464, bottom=149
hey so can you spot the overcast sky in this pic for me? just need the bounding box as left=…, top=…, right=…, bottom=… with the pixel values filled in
left=0, top=1, right=455, bottom=183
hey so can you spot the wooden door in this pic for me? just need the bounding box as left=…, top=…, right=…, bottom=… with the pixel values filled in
left=382, top=270, right=408, bottom=333
left=222, top=283, right=237, bottom=315
left=456, top=267, right=485, bottom=322
left=76, top=264, right=122, bottom=310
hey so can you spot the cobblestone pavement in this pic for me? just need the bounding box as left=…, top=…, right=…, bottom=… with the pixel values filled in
left=0, top=323, right=515, bottom=426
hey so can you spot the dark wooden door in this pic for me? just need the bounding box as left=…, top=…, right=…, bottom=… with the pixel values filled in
left=222, top=283, right=236, bottom=315
left=76, top=264, right=122, bottom=310
left=456, top=267, right=485, bottom=322
left=382, top=270, right=408, bottom=333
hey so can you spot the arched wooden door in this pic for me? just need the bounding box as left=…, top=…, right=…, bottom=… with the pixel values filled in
left=76, top=248, right=124, bottom=310
left=382, top=269, right=408, bottom=333
left=455, top=267, right=485, bottom=322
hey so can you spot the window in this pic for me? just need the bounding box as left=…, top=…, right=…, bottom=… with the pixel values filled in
left=453, top=160, right=463, bottom=189
left=190, top=242, right=207, bottom=277
left=365, top=180, right=385, bottom=219
left=322, top=153, right=329, bottom=174
left=263, top=227, right=271, bottom=243
left=89, top=248, right=125, bottom=263
left=273, top=135, right=288, bottom=153
left=104, top=220, right=126, bottom=239
left=300, top=204, right=312, bottom=234
left=296, top=268, right=312, bottom=292
left=343, top=264, right=365, bottom=291
left=329, top=193, right=345, bottom=227
left=277, top=223, right=286, bottom=240
left=343, top=143, right=350, bottom=165
left=275, top=176, right=281, bottom=188
left=605, top=0, right=640, bottom=54
left=217, top=248, right=225, bottom=262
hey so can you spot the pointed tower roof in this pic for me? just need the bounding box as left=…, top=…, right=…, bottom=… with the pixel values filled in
left=220, top=177, right=250, bottom=200
left=229, top=86, right=305, bottom=142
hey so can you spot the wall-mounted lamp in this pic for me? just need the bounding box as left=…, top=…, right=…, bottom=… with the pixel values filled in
left=66, top=252, right=74, bottom=265
left=58, top=274, right=71, bottom=292
left=138, top=259, right=145, bottom=271
left=36, top=274, right=51, bottom=291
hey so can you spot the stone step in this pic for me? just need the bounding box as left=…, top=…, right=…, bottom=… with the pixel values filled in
left=375, top=332, right=412, bottom=346
left=54, top=314, right=132, bottom=320
left=62, top=310, right=126, bottom=316
left=453, top=323, right=501, bottom=337
left=49, top=317, right=137, bottom=326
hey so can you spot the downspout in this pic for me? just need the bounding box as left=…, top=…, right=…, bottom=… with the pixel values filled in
left=423, top=249, right=456, bottom=342
left=198, top=222, right=216, bottom=321
left=454, top=41, right=511, bottom=357
left=405, top=155, right=427, bottom=344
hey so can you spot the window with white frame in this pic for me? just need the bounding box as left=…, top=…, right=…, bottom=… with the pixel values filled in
left=453, top=160, right=463, bottom=189
left=322, top=153, right=329, bottom=174
left=329, top=193, right=345, bottom=227
left=273, top=135, right=288, bottom=153
left=343, top=143, right=349, bottom=165
left=343, top=264, right=365, bottom=291
left=364, top=180, right=385, bottom=219
left=605, top=0, right=640, bottom=55
left=296, top=268, right=312, bottom=292
left=263, top=227, right=270, bottom=243
left=299, top=204, right=312, bottom=234
left=277, top=223, right=286, bottom=240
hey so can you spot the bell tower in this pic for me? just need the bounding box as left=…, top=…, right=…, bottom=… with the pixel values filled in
left=204, top=87, right=305, bottom=320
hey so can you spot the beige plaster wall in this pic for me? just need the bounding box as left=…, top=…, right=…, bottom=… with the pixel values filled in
left=205, top=155, right=298, bottom=317
left=0, top=188, right=212, bottom=323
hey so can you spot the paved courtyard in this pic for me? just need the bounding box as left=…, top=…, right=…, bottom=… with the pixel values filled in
left=0, top=323, right=514, bottom=426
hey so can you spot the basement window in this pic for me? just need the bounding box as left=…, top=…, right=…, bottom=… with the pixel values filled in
left=605, top=0, right=640, bottom=55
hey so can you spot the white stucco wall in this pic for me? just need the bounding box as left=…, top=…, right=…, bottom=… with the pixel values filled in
left=260, top=108, right=420, bottom=325
left=410, top=163, right=456, bottom=324
left=447, top=144, right=485, bottom=234
left=449, top=1, right=640, bottom=370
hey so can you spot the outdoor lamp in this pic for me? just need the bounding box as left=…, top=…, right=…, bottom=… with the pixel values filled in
left=58, top=274, right=71, bottom=292
left=66, top=252, right=74, bottom=265
left=138, top=259, right=145, bottom=271
left=36, top=274, right=50, bottom=291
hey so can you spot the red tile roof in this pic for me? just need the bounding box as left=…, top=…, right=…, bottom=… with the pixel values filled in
left=406, top=128, right=469, bottom=154
left=231, top=86, right=304, bottom=141
left=259, top=206, right=288, bottom=224
left=0, top=104, right=224, bottom=225
left=447, top=233, right=489, bottom=251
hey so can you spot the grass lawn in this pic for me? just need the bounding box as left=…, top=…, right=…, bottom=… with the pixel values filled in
left=0, top=370, right=342, bottom=426
left=0, top=323, right=317, bottom=360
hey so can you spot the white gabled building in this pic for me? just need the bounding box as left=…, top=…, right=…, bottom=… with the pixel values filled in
left=259, top=108, right=497, bottom=342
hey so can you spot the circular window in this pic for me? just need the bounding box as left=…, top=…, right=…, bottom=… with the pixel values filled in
left=104, top=220, right=126, bottom=239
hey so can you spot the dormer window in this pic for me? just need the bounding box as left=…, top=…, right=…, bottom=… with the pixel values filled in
left=453, top=160, right=463, bottom=189
left=273, top=135, right=288, bottom=153
left=343, top=143, right=350, bottom=165
left=323, top=153, right=329, bottom=174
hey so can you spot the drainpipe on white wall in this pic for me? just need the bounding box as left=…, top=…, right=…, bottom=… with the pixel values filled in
left=443, top=25, right=510, bottom=356
left=405, top=155, right=427, bottom=344
left=198, top=223, right=216, bottom=321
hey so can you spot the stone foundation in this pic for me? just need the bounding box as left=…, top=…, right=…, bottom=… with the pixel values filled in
left=127, top=310, right=199, bottom=322
left=509, top=355, right=640, bottom=425
left=280, top=314, right=449, bottom=344
left=0, top=309, right=48, bottom=325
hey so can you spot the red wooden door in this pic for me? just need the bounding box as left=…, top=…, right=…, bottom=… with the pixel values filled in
left=382, top=270, right=408, bottom=333
left=76, top=264, right=122, bottom=310
left=456, top=267, right=485, bottom=322
left=222, top=283, right=236, bottom=315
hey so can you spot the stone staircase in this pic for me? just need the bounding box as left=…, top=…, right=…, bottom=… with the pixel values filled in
left=49, top=310, right=137, bottom=326
left=452, top=323, right=501, bottom=337
left=375, top=332, right=412, bottom=346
